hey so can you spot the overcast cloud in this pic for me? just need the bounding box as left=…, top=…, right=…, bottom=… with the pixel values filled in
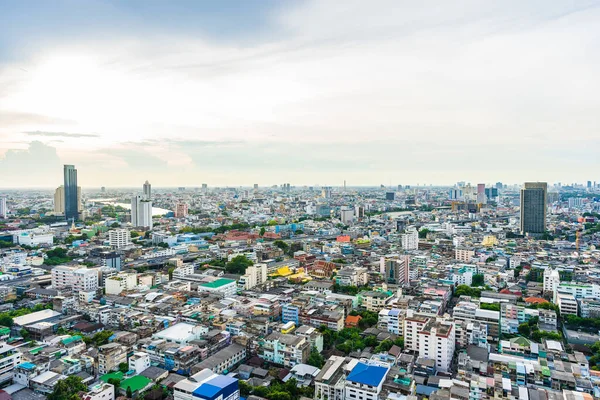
left=1, top=0, right=599, bottom=187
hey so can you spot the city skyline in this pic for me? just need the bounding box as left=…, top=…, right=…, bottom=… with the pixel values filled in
left=2, top=1, right=600, bottom=187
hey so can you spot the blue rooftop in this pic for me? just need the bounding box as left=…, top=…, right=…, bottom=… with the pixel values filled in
left=193, top=375, right=238, bottom=399
left=19, top=362, right=36, bottom=370
left=346, top=362, right=388, bottom=387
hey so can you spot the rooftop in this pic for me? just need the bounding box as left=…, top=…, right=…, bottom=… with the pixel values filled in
left=346, top=361, right=389, bottom=387
left=121, top=375, right=152, bottom=392
left=153, top=322, right=202, bottom=342
left=13, top=310, right=61, bottom=326
left=200, top=278, right=235, bottom=289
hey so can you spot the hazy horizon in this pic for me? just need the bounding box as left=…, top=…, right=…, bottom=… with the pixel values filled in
left=2, top=1, right=600, bottom=187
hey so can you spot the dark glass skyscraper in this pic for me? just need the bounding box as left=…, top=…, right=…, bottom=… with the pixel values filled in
left=63, top=164, right=79, bottom=221
left=520, top=182, right=547, bottom=236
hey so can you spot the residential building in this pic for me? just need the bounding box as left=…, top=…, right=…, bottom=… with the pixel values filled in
left=98, top=343, right=127, bottom=375
left=261, top=332, right=310, bottom=367
left=282, top=303, right=300, bottom=325
left=64, top=164, right=79, bottom=221
left=344, top=361, right=390, bottom=400
left=455, top=248, right=475, bottom=263
left=557, top=293, right=578, bottom=316
left=131, top=194, right=153, bottom=229
left=400, top=227, right=419, bottom=250
left=378, top=308, right=403, bottom=335
left=198, top=279, right=237, bottom=297
left=174, top=369, right=239, bottom=400
left=173, top=264, right=194, bottom=279
left=418, top=320, right=455, bottom=372
left=0, top=342, right=22, bottom=385
left=543, top=268, right=560, bottom=295
left=295, top=325, right=324, bottom=353
left=361, top=291, right=392, bottom=312
left=81, top=383, right=115, bottom=400
left=335, top=266, right=368, bottom=287
left=105, top=273, right=138, bottom=295
left=380, top=257, right=410, bottom=285
left=108, top=229, right=132, bottom=248
left=175, top=203, right=188, bottom=218
left=314, top=356, right=350, bottom=400
left=143, top=180, right=151, bottom=199
left=404, top=312, right=430, bottom=352
left=238, top=263, right=267, bottom=290
left=579, top=298, right=600, bottom=319
left=192, top=344, right=246, bottom=375
left=51, top=266, right=99, bottom=293
left=129, top=352, right=151, bottom=374
left=0, top=196, right=6, bottom=218
left=520, top=182, right=547, bottom=236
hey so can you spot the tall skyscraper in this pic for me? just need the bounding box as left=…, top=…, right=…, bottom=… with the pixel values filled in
left=63, top=165, right=79, bottom=221
left=143, top=180, right=151, bottom=199
left=0, top=196, right=7, bottom=218
left=54, top=186, right=65, bottom=214
left=54, top=185, right=82, bottom=216
left=131, top=194, right=153, bottom=229
left=520, top=182, right=547, bottom=236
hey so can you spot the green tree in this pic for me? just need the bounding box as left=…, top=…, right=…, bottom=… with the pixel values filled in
left=480, top=303, right=500, bottom=311
left=259, top=227, right=266, bottom=236
left=374, top=339, right=394, bottom=353
left=0, top=315, right=13, bottom=327
left=168, top=267, right=175, bottom=280
left=48, top=376, right=87, bottom=400
left=126, top=386, right=133, bottom=399
left=364, top=336, right=379, bottom=347
left=393, top=337, right=405, bottom=350
left=252, top=386, right=270, bottom=398
left=239, top=381, right=252, bottom=397
left=107, top=378, right=121, bottom=391
left=454, top=285, right=481, bottom=298
left=225, top=255, right=253, bottom=274
left=119, top=362, right=129, bottom=373
left=471, top=274, right=484, bottom=287
left=269, top=392, right=291, bottom=400
left=517, top=323, right=531, bottom=336
left=307, top=348, right=325, bottom=368
left=418, top=228, right=430, bottom=239
left=273, top=240, right=289, bottom=252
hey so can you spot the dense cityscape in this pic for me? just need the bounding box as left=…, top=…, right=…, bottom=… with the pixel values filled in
left=0, top=164, right=599, bottom=400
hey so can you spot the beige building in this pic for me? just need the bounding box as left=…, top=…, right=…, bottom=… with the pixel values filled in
left=98, top=343, right=127, bottom=374
left=54, top=185, right=82, bottom=215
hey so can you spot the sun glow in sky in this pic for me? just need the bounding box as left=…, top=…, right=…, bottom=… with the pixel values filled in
left=1, top=0, right=600, bottom=187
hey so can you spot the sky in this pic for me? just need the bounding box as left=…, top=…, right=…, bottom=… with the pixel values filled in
left=1, top=0, right=600, bottom=188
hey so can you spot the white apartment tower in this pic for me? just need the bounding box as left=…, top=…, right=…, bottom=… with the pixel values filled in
left=131, top=194, right=153, bottom=229
left=143, top=180, right=151, bottom=199
left=0, top=196, right=7, bottom=218
left=108, top=229, right=132, bottom=248
left=400, top=227, right=419, bottom=250
left=238, top=263, right=268, bottom=290
left=543, top=268, right=560, bottom=295
left=51, top=266, right=98, bottom=293
left=418, top=320, right=455, bottom=372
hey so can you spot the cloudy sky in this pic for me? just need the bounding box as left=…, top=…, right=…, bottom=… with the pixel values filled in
left=1, top=0, right=600, bottom=188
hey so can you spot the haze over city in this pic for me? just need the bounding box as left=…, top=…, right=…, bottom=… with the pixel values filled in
left=2, top=1, right=600, bottom=187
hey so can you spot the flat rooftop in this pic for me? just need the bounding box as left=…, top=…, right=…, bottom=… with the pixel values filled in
left=153, top=322, right=202, bottom=342
left=200, top=279, right=235, bottom=289
left=13, top=310, right=61, bottom=326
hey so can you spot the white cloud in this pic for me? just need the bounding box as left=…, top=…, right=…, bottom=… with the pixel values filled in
left=1, top=0, right=600, bottom=186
